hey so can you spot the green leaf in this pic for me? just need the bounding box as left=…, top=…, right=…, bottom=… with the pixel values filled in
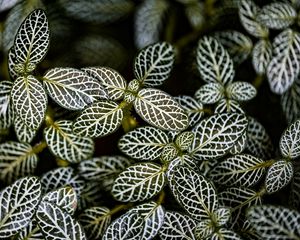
left=196, top=36, right=234, bottom=85
left=252, top=40, right=272, bottom=75
left=258, top=3, right=296, bottom=30
left=190, top=113, right=248, bottom=161
left=239, top=0, right=269, bottom=38
left=209, top=154, right=266, bottom=187
left=43, top=68, right=107, bottom=110
left=214, top=99, right=244, bottom=114
left=267, top=29, right=300, bottom=94
left=265, top=160, right=294, bottom=193
left=36, top=201, right=86, bottom=240
left=226, top=81, right=257, bottom=102
left=83, top=67, right=126, bottom=101
left=280, top=119, right=300, bottom=159
left=44, top=120, right=94, bottom=163
left=210, top=229, right=242, bottom=240
left=214, top=207, right=231, bottom=226
left=134, top=88, right=188, bottom=131
left=247, top=205, right=300, bottom=240
left=0, top=176, right=41, bottom=238
left=194, top=83, right=224, bottom=104
left=160, top=143, right=179, bottom=162
left=194, top=220, right=214, bottom=239
left=79, top=206, right=111, bottom=239
left=79, top=155, right=132, bottom=180
left=229, top=132, right=247, bottom=155
left=78, top=181, right=104, bottom=211
left=11, top=75, right=47, bottom=130
left=14, top=9, right=49, bottom=73
left=171, top=166, right=218, bottom=221
left=73, top=100, right=124, bottom=138
left=14, top=115, right=37, bottom=143
left=134, top=42, right=174, bottom=87
left=8, top=46, right=19, bottom=80
left=158, top=211, right=196, bottom=240
left=16, top=220, right=43, bottom=240
left=111, top=162, right=166, bottom=202
left=0, top=80, right=14, bottom=129
left=0, top=141, right=38, bottom=184
left=118, top=126, right=169, bottom=161
left=175, top=131, right=194, bottom=151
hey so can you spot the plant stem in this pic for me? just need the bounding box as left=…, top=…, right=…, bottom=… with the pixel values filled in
left=32, top=141, right=47, bottom=154
left=157, top=190, right=165, bottom=205
left=109, top=203, right=134, bottom=216
left=122, top=115, right=138, bottom=133
left=252, top=74, right=264, bottom=89
left=165, top=7, right=177, bottom=43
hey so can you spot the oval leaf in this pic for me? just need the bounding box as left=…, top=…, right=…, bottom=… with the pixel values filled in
left=194, top=83, right=224, bottom=104
left=14, top=115, right=37, bottom=143
left=226, top=81, right=257, bottom=102
left=252, top=39, right=272, bottom=75
left=280, top=119, right=300, bottom=159
left=0, top=80, right=14, bottom=129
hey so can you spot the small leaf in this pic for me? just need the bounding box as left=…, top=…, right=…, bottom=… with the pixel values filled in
left=247, top=205, right=300, bottom=240
left=111, top=162, right=166, bottom=202
left=226, top=81, right=257, bottom=102
left=118, top=126, right=169, bottom=161
left=280, top=119, right=300, bottom=159
left=194, top=220, right=214, bottom=239
left=196, top=36, right=234, bottom=85
left=175, top=131, right=194, bottom=151
left=158, top=211, right=196, bottom=240
left=194, top=83, right=224, bottom=104
left=8, top=46, right=19, bottom=80
left=190, top=113, right=248, bottom=161
left=0, top=80, right=14, bottom=129
left=214, top=207, right=231, bottom=226
left=0, top=177, right=41, bottom=238
left=83, top=67, right=126, bottom=101
left=161, top=143, right=179, bottom=162
left=134, top=88, right=188, bottom=131
left=11, top=75, right=47, bottom=130
left=44, top=120, right=94, bottom=163
left=36, top=201, right=86, bottom=240
left=134, top=42, right=174, bottom=87
left=265, top=160, right=294, bottom=193
left=210, top=229, right=242, bottom=240
left=14, top=115, right=37, bottom=143
left=73, top=100, right=124, bottom=138
left=214, top=99, right=244, bottom=114
left=252, top=39, right=272, bottom=75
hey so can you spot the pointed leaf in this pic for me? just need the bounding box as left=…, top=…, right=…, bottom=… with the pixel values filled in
left=252, top=40, right=272, bottom=75
left=280, top=119, right=300, bottom=159
left=14, top=115, right=37, bottom=143
left=194, top=83, right=224, bottom=104
left=0, top=80, right=14, bottom=129
left=226, top=81, right=256, bottom=102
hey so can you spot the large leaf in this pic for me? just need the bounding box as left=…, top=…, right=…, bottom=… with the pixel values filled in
left=43, top=68, right=107, bottom=110
left=194, top=83, right=224, bottom=104
left=280, top=119, right=300, bottom=159
left=78, top=181, right=104, bottom=210
left=267, top=29, right=300, bottom=94
left=36, top=201, right=86, bottom=240
left=247, top=205, right=300, bottom=239
left=73, top=100, right=124, bottom=138
left=209, top=154, right=266, bottom=187
left=252, top=39, right=272, bottom=75
left=0, top=81, right=14, bottom=129
left=83, top=67, right=126, bottom=101
left=265, top=160, right=294, bottom=193
left=229, top=131, right=247, bottom=155
left=226, top=81, right=257, bottom=102
left=134, top=42, right=174, bottom=87
left=190, top=113, right=248, bottom=161
left=0, top=141, right=38, bottom=184
left=196, top=36, right=234, bottom=85
left=118, top=126, right=169, bottom=161
left=0, top=177, right=41, bottom=238
left=14, top=115, right=37, bottom=143
left=111, top=162, right=166, bottom=202
left=79, top=155, right=132, bottom=180
left=11, top=75, right=47, bottom=130
left=171, top=166, right=218, bottom=221
left=44, top=120, right=94, bottom=163
left=134, top=88, right=188, bottom=131
left=16, top=220, right=43, bottom=240
left=158, top=211, right=196, bottom=240
left=14, top=9, right=49, bottom=72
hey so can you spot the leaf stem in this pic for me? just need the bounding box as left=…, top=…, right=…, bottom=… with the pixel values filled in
left=32, top=141, right=47, bottom=154
left=109, top=203, right=134, bottom=216
left=156, top=190, right=165, bottom=205
left=165, top=7, right=177, bottom=43
left=252, top=74, right=264, bottom=89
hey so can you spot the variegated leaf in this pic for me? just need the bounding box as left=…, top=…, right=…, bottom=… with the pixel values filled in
left=252, top=40, right=272, bottom=75
left=128, top=201, right=165, bottom=240
left=171, top=166, right=218, bottom=221
left=290, top=170, right=300, bottom=209
left=194, top=83, right=224, bottom=104
left=194, top=220, right=214, bottom=239
left=79, top=155, right=132, bottom=180
left=8, top=46, right=19, bottom=80
left=118, top=126, right=169, bottom=161
left=267, top=29, right=300, bottom=94
left=190, top=113, right=248, bottom=161
left=79, top=207, right=111, bottom=239
left=161, top=143, right=179, bottom=162
left=174, top=95, right=204, bottom=126
left=158, top=211, right=196, bottom=240
left=43, top=68, right=107, bottom=110
left=229, top=132, right=247, bottom=155
left=11, top=75, right=47, bottom=130
left=197, top=36, right=234, bottom=85
left=214, top=99, right=244, bottom=114
left=36, top=201, right=86, bottom=240
left=0, top=177, right=41, bottom=238
left=265, top=160, right=294, bottom=193
left=16, top=220, right=43, bottom=240
left=134, top=0, right=169, bottom=49
left=83, top=67, right=126, bottom=101
left=209, top=154, right=266, bottom=187
left=78, top=181, right=104, bottom=210
left=103, top=212, right=144, bottom=240
left=210, top=229, right=242, bottom=240
left=111, top=162, right=166, bottom=202
left=0, top=81, right=14, bottom=129
left=134, top=88, right=188, bottom=131
left=214, top=30, right=253, bottom=65
left=134, top=42, right=174, bottom=87
left=258, top=3, right=296, bottom=30
left=44, top=120, right=94, bottom=163
left=73, top=100, right=124, bottom=138
left=239, top=0, right=269, bottom=38
left=14, top=115, right=37, bottom=143
left=185, top=1, right=204, bottom=30
left=214, top=207, right=231, bottom=226
left=0, top=141, right=38, bottom=184
left=280, top=119, right=300, bottom=159
left=175, top=131, right=194, bottom=151
left=14, top=9, right=49, bottom=72
left=247, top=205, right=300, bottom=240
left=226, top=81, right=257, bottom=102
